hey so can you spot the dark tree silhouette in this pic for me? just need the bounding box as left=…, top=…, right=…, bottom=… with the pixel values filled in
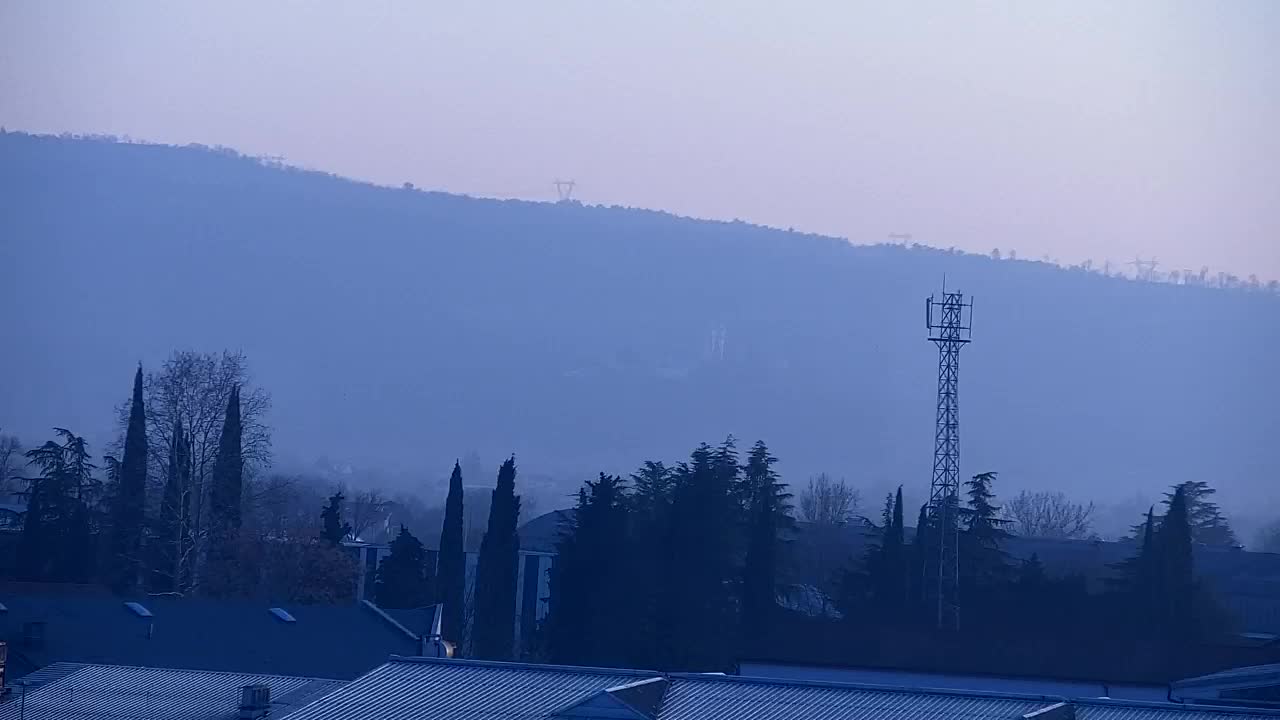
left=960, top=472, right=1012, bottom=592
left=657, top=440, right=739, bottom=671
left=739, top=441, right=792, bottom=645
left=472, top=456, right=521, bottom=660
left=209, top=387, right=243, bottom=532
left=375, top=525, right=432, bottom=609
left=108, top=366, right=148, bottom=591
left=320, top=491, right=351, bottom=545
left=1168, top=481, right=1237, bottom=547
left=547, top=473, right=631, bottom=666
left=436, top=461, right=467, bottom=645
left=18, top=429, right=98, bottom=582
left=151, top=418, right=190, bottom=592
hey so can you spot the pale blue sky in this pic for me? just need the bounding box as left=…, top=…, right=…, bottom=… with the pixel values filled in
left=2, top=1, right=1277, bottom=278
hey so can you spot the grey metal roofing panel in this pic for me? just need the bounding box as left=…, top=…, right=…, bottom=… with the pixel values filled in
left=0, top=663, right=346, bottom=720
left=659, top=675, right=1053, bottom=720
left=284, top=657, right=655, bottom=720
left=1075, top=700, right=1280, bottom=720
left=1175, top=663, right=1280, bottom=688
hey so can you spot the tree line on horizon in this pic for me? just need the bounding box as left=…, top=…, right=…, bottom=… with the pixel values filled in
left=0, top=346, right=1265, bottom=675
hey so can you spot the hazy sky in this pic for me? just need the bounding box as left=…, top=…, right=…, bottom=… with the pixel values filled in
left=3, top=1, right=1277, bottom=278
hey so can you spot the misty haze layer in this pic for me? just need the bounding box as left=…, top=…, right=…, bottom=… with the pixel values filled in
left=1, top=134, right=1276, bottom=523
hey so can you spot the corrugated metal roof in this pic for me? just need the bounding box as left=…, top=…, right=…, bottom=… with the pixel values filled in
left=284, top=657, right=655, bottom=720
left=660, top=673, right=1054, bottom=720
left=0, top=662, right=346, bottom=720
left=280, top=657, right=1280, bottom=720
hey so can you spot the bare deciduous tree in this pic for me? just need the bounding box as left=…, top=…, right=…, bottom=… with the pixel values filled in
left=1002, top=490, right=1096, bottom=539
left=1256, top=520, right=1280, bottom=554
left=0, top=430, right=21, bottom=496
left=346, top=488, right=390, bottom=542
left=118, top=350, right=271, bottom=589
left=798, top=473, right=860, bottom=526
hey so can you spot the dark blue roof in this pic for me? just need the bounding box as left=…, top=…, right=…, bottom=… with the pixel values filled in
left=0, top=583, right=419, bottom=680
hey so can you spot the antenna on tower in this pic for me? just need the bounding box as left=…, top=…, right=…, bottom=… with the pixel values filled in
left=553, top=179, right=577, bottom=203
left=924, top=283, right=974, bottom=631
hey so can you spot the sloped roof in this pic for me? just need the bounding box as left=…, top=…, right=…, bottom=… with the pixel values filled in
left=0, top=662, right=345, bottom=720
left=0, top=583, right=419, bottom=680
left=284, top=657, right=656, bottom=720
left=275, top=656, right=1280, bottom=720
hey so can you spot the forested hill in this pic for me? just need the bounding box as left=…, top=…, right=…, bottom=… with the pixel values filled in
left=1, top=132, right=1276, bottom=524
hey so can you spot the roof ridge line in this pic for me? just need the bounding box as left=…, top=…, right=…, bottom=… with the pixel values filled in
left=387, top=655, right=662, bottom=677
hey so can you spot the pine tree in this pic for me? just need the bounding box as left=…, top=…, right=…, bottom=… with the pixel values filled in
left=547, top=473, right=631, bottom=666
left=739, top=441, right=792, bottom=645
left=151, top=418, right=190, bottom=592
left=209, top=387, right=243, bottom=532
left=109, top=365, right=148, bottom=591
left=18, top=429, right=98, bottom=582
left=375, top=525, right=432, bottom=609
left=1167, top=481, right=1237, bottom=547
left=472, top=456, right=521, bottom=660
left=436, top=460, right=466, bottom=646
left=959, top=471, right=1011, bottom=593
left=320, top=491, right=351, bottom=545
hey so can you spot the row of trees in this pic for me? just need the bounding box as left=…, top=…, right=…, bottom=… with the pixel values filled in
left=8, top=353, right=362, bottom=604
left=544, top=438, right=791, bottom=671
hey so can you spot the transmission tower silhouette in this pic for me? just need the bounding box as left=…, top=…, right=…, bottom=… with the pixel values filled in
left=553, top=179, right=576, bottom=203
left=924, top=281, right=974, bottom=631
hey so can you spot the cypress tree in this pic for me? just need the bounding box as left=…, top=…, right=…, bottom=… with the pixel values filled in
left=209, top=387, right=243, bottom=532
left=151, top=418, right=190, bottom=592
left=1155, top=485, right=1195, bottom=633
left=320, top=491, right=351, bottom=545
left=473, top=456, right=521, bottom=660
left=109, top=365, right=148, bottom=591
left=739, top=441, right=791, bottom=645
left=910, top=503, right=930, bottom=608
left=375, top=525, right=432, bottom=609
left=436, top=460, right=466, bottom=646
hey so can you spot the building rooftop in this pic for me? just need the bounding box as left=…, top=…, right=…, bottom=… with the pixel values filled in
left=0, top=662, right=346, bottom=720
left=279, top=656, right=1280, bottom=720
left=0, top=582, right=419, bottom=680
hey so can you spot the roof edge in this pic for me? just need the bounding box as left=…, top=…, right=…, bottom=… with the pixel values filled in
left=360, top=600, right=421, bottom=642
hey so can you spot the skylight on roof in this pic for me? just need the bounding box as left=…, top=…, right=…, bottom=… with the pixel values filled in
left=270, top=607, right=297, bottom=623
left=124, top=601, right=153, bottom=618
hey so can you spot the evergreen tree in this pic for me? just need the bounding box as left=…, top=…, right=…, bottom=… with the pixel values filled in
left=909, top=503, right=931, bottom=608
left=151, top=418, right=190, bottom=592
left=547, top=473, right=631, bottom=666
left=209, top=387, right=243, bottom=532
left=627, top=459, right=674, bottom=667
left=108, top=365, right=148, bottom=591
left=739, top=441, right=792, bottom=645
left=375, top=524, right=432, bottom=609
left=1154, top=485, right=1196, bottom=633
left=320, top=491, right=351, bottom=545
left=657, top=440, right=739, bottom=671
left=18, top=429, right=98, bottom=582
left=436, top=460, right=466, bottom=646
left=1168, top=481, right=1237, bottom=547
left=472, top=456, right=521, bottom=660
left=959, top=472, right=1011, bottom=592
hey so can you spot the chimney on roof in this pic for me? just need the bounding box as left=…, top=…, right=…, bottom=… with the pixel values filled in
left=238, top=684, right=271, bottom=720
left=1023, top=702, right=1075, bottom=720
left=420, top=603, right=455, bottom=658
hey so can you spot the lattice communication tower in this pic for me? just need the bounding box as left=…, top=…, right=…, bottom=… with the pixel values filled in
left=925, top=282, right=974, bottom=631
